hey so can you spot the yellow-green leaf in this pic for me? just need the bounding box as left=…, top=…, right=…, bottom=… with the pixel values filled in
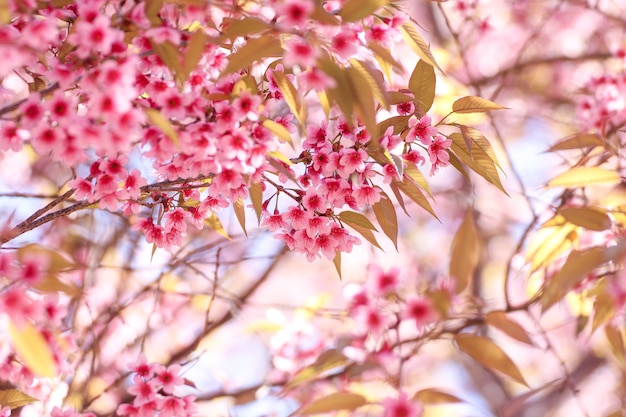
left=592, top=293, right=615, bottom=333
left=9, top=321, right=57, bottom=378
left=144, top=108, right=180, bottom=146
left=222, top=36, right=283, bottom=75
left=455, top=334, right=528, bottom=386
left=414, top=388, right=462, bottom=404
left=485, top=311, right=534, bottom=346
left=400, top=23, right=441, bottom=72
left=525, top=220, right=577, bottom=271
left=182, top=29, right=208, bottom=84
left=297, top=392, right=367, bottom=415
left=339, top=0, right=389, bottom=22
left=271, top=71, right=306, bottom=128
left=249, top=182, right=263, bottom=223
left=263, top=119, right=293, bottom=145
left=409, top=60, right=436, bottom=114
left=450, top=209, right=479, bottom=293
left=547, top=167, right=621, bottom=188
left=558, top=206, right=612, bottom=231
left=0, top=389, right=38, bottom=410
left=547, top=133, right=605, bottom=152
left=373, top=192, right=398, bottom=249
left=452, top=96, right=507, bottom=113
left=233, top=198, right=246, bottom=237
left=205, top=212, right=230, bottom=239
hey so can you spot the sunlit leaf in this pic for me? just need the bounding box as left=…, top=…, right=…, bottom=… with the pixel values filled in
left=414, top=388, right=463, bottom=404
left=485, top=311, right=534, bottom=346
left=34, top=276, right=80, bottom=297
left=339, top=0, right=389, bottom=22
left=455, top=334, right=528, bottom=386
left=17, top=244, right=74, bottom=272
left=525, top=220, right=577, bottom=271
left=338, top=211, right=377, bottom=230
left=233, top=198, right=247, bottom=237
left=376, top=115, right=411, bottom=138
left=368, top=42, right=404, bottom=74
left=150, top=40, right=184, bottom=85
left=318, top=56, right=354, bottom=127
left=449, top=133, right=507, bottom=194
left=387, top=91, right=415, bottom=105
left=333, top=251, right=342, bottom=279
left=287, top=349, right=350, bottom=389
left=447, top=150, right=470, bottom=181
left=182, top=29, right=208, bottom=84
left=592, top=293, right=615, bottom=333
left=404, top=164, right=432, bottom=197
left=400, top=23, right=442, bottom=72
left=547, top=167, right=621, bottom=188
left=373, top=192, right=398, bottom=249
left=605, top=324, right=625, bottom=365
left=458, top=125, right=503, bottom=169
left=547, top=133, right=605, bottom=152
left=204, top=213, right=230, bottom=239
left=349, top=59, right=389, bottom=109
left=346, top=66, right=377, bottom=137
left=0, top=389, right=37, bottom=410
left=558, top=206, right=612, bottom=231
left=450, top=209, right=479, bottom=293
left=452, top=96, right=507, bottom=113
left=389, top=181, right=409, bottom=216
left=222, top=36, right=283, bottom=75
left=297, top=392, right=366, bottom=415
left=144, top=108, right=180, bottom=146
left=144, top=0, right=163, bottom=25
left=272, top=71, right=306, bottom=128
left=409, top=60, right=436, bottom=114
left=311, top=4, right=341, bottom=24
left=249, top=181, right=263, bottom=223
left=263, top=119, right=293, bottom=145
left=220, top=17, right=270, bottom=40
left=9, top=321, right=57, bottom=378
left=392, top=178, right=438, bottom=220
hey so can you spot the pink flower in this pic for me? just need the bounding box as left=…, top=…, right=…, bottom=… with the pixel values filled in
left=298, top=68, right=336, bottom=92
left=0, top=406, right=10, bottom=417
left=369, top=265, right=400, bottom=295
left=159, top=396, right=186, bottom=417
left=128, top=354, right=157, bottom=379
left=428, top=135, right=452, bottom=175
left=407, top=115, right=437, bottom=145
left=404, top=296, right=439, bottom=328
left=278, top=0, right=314, bottom=27
left=381, top=392, right=422, bottom=417
left=331, top=29, right=359, bottom=59
left=128, top=374, right=158, bottom=404
left=283, top=38, right=319, bottom=68
left=155, top=364, right=184, bottom=394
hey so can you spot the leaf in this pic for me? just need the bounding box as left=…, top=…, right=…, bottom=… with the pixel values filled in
left=346, top=66, right=377, bottom=137
left=338, top=0, right=390, bottom=21
left=263, top=119, right=293, bottom=145
left=367, top=42, right=404, bottom=74
left=485, top=311, right=534, bottom=346
left=592, top=293, right=615, bottom=333
left=389, top=181, right=409, bottom=216
left=144, top=0, right=163, bottom=25
left=311, top=4, right=341, bottom=25
left=9, top=321, right=57, bottom=378
left=547, top=167, right=621, bottom=188
left=458, top=125, right=503, bottom=169
left=452, top=96, right=508, bottom=113
left=220, top=17, right=270, bottom=40
left=318, top=56, right=353, bottom=127
left=333, top=251, right=342, bottom=279
left=392, top=178, right=438, bottom=220
left=558, top=206, right=612, bottom=231
left=233, top=198, right=247, bottom=237
left=287, top=349, right=350, bottom=389
left=182, top=29, right=208, bottom=84
left=542, top=247, right=607, bottom=311
left=414, top=388, right=462, bottom=404
left=375, top=115, right=411, bottom=138
left=144, top=108, right=180, bottom=146
left=400, top=23, right=442, bottom=72
left=404, top=164, right=432, bottom=197
left=605, top=324, right=625, bottom=365
left=455, top=334, right=528, bottom=386
left=297, top=392, right=367, bottom=415
left=17, top=244, right=74, bottom=273
left=349, top=59, right=389, bottom=109
left=547, top=133, right=605, bottom=152
left=525, top=221, right=577, bottom=271
left=0, top=0, right=10, bottom=24
left=447, top=150, right=470, bottom=181
left=34, top=276, right=80, bottom=297
left=222, top=35, right=283, bottom=75
left=0, top=389, right=38, bottom=410
left=449, top=133, right=507, bottom=194
left=449, top=209, right=479, bottom=293
left=249, top=182, right=263, bottom=223
left=272, top=71, right=306, bottom=128
left=409, top=60, right=436, bottom=114
left=150, top=40, right=184, bottom=85
left=338, top=211, right=378, bottom=231
left=373, top=192, right=398, bottom=249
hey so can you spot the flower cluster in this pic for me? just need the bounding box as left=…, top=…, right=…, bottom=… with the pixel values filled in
left=577, top=71, right=626, bottom=133
left=117, top=356, right=197, bottom=417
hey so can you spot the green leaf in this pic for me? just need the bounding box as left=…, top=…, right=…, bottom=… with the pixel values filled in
left=339, top=0, right=390, bottom=21
left=400, top=22, right=442, bottom=72
left=547, top=133, right=605, bottom=152
left=452, top=96, right=507, bottom=113
left=9, top=321, right=57, bottom=378
left=373, top=192, right=398, bottom=249
left=485, top=311, right=534, bottom=346
left=409, top=60, right=436, bottom=114
left=547, top=167, right=621, bottom=188
left=233, top=198, right=247, bottom=237
left=455, top=334, right=528, bottom=386
left=0, top=389, right=38, bottom=410
left=144, top=108, right=180, bottom=147
left=297, top=392, right=367, bottom=415
left=558, top=206, right=612, bottom=231
left=449, top=209, right=479, bottom=293
left=222, top=36, right=283, bottom=75
left=414, top=388, right=463, bottom=404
